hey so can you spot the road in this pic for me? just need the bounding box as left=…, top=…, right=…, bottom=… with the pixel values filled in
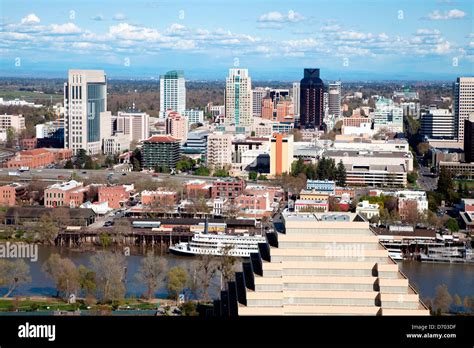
left=417, top=163, right=437, bottom=191
left=0, top=168, right=222, bottom=184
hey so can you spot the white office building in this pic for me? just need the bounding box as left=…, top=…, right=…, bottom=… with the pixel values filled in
left=64, top=69, right=111, bottom=155
left=159, top=70, right=186, bottom=119
left=292, top=82, right=300, bottom=116
left=113, top=109, right=150, bottom=142
left=207, top=132, right=232, bottom=169
left=372, top=98, right=403, bottom=133
left=328, top=81, right=341, bottom=118
left=252, top=87, right=267, bottom=117
left=225, top=69, right=252, bottom=127
left=183, top=109, right=204, bottom=126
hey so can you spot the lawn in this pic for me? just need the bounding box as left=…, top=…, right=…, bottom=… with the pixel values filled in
left=0, top=90, right=62, bottom=102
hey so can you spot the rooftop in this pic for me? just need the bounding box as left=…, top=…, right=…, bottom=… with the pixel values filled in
left=144, top=135, right=179, bottom=143
left=47, top=180, right=83, bottom=191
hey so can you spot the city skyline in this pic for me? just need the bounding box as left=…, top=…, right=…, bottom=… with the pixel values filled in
left=1, top=0, right=473, bottom=80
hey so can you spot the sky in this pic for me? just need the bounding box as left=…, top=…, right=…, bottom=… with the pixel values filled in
left=0, top=0, right=473, bottom=81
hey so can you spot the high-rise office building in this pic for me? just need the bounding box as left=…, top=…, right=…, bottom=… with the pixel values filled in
left=328, top=81, right=342, bottom=118
left=299, top=68, right=324, bottom=129
left=225, top=68, right=252, bottom=127
left=165, top=111, right=188, bottom=143
left=252, top=87, right=267, bottom=117
left=64, top=69, right=110, bottom=155
left=454, top=77, right=474, bottom=142
left=420, top=108, right=454, bottom=140
left=464, top=115, right=474, bottom=163
left=292, top=82, right=300, bottom=116
left=270, top=133, right=294, bottom=176
left=159, top=70, right=186, bottom=119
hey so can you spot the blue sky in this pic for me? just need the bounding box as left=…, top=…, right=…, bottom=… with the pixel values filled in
left=0, top=0, right=473, bottom=80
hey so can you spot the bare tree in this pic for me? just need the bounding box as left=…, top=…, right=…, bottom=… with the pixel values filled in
left=42, top=254, right=79, bottom=299
left=0, top=259, right=31, bottom=298
left=189, top=255, right=218, bottom=301
left=90, top=251, right=126, bottom=303
left=136, top=252, right=168, bottom=300
left=218, top=245, right=237, bottom=290
left=433, top=284, right=452, bottom=314
left=35, top=213, right=59, bottom=245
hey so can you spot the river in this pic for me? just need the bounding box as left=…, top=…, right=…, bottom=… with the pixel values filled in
left=1, top=246, right=473, bottom=301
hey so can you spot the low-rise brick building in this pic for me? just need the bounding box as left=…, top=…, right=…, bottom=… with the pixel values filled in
left=211, top=178, right=245, bottom=200
left=98, top=185, right=134, bottom=209
left=141, top=190, right=178, bottom=207
left=44, top=180, right=89, bottom=208
left=4, top=148, right=55, bottom=169
left=0, top=185, right=17, bottom=206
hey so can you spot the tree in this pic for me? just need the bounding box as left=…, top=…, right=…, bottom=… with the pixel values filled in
left=194, top=255, right=218, bottom=301
left=64, top=159, right=74, bottom=169
left=453, top=294, right=462, bottom=307
left=194, top=166, right=210, bottom=176
left=218, top=245, right=237, bottom=290
left=248, top=172, right=258, bottom=181
left=75, top=149, right=89, bottom=168
left=335, top=160, right=347, bottom=187
left=42, top=254, right=79, bottom=299
left=35, top=213, right=59, bottom=245
left=407, top=172, right=418, bottom=184
left=5, top=127, right=15, bottom=148
left=417, top=142, right=430, bottom=156
left=136, top=252, right=168, bottom=300
left=445, top=218, right=459, bottom=232
left=433, top=284, right=452, bottom=314
left=167, top=266, right=188, bottom=303
left=90, top=251, right=126, bottom=303
left=0, top=259, right=31, bottom=298
left=437, top=167, right=454, bottom=197
left=78, top=265, right=96, bottom=298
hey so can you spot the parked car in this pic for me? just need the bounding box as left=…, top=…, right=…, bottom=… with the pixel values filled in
left=103, top=221, right=114, bottom=227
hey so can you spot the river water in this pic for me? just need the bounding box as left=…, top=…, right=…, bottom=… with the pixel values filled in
left=1, top=246, right=472, bottom=301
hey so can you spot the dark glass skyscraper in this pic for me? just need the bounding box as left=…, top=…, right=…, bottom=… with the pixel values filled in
left=299, top=68, right=324, bottom=129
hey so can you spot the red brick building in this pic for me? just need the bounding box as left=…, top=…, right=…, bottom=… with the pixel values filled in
left=44, top=180, right=89, bottom=208
left=20, top=138, right=37, bottom=150
left=0, top=185, right=16, bottom=206
left=4, top=148, right=55, bottom=169
left=141, top=190, right=178, bottom=207
left=98, top=185, right=133, bottom=209
left=185, top=180, right=212, bottom=199
left=211, top=178, right=245, bottom=200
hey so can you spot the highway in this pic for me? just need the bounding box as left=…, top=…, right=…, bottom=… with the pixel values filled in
left=0, top=168, right=222, bottom=184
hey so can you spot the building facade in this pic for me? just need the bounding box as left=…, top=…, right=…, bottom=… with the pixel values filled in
left=225, top=69, right=252, bottom=127
left=159, top=70, right=186, bottom=119
left=64, top=70, right=110, bottom=155
left=454, top=77, right=474, bottom=142
left=299, top=68, right=324, bottom=129
left=270, top=133, right=294, bottom=176
left=207, top=133, right=232, bottom=169
left=141, top=135, right=181, bottom=170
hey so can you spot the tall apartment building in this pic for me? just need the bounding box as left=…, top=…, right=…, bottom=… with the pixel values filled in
left=328, top=81, right=342, bottom=118
left=64, top=70, right=110, bottom=155
left=165, top=111, right=188, bottom=143
left=270, top=133, right=294, bottom=176
left=252, top=87, right=267, bottom=117
left=0, top=114, right=25, bottom=132
left=454, top=77, right=474, bottom=142
left=159, top=70, right=186, bottom=119
left=225, top=69, right=252, bottom=127
left=292, top=82, right=300, bottom=116
left=113, top=109, right=150, bottom=142
left=232, top=212, right=429, bottom=316
left=420, top=108, right=454, bottom=140
left=261, top=97, right=274, bottom=120
left=299, top=68, right=324, bottom=129
left=207, top=133, right=232, bottom=169
left=141, top=135, right=181, bottom=170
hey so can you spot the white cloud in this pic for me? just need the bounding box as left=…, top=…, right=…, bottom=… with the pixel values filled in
left=320, top=24, right=341, bottom=32
left=428, top=9, right=466, bottom=20
left=49, top=23, right=82, bottom=35
left=108, top=23, right=166, bottom=42
left=258, top=11, right=304, bottom=23
left=20, top=13, right=40, bottom=25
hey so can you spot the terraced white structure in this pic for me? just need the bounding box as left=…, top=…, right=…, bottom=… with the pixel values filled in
left=237, top=212, right=429, bottom=316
